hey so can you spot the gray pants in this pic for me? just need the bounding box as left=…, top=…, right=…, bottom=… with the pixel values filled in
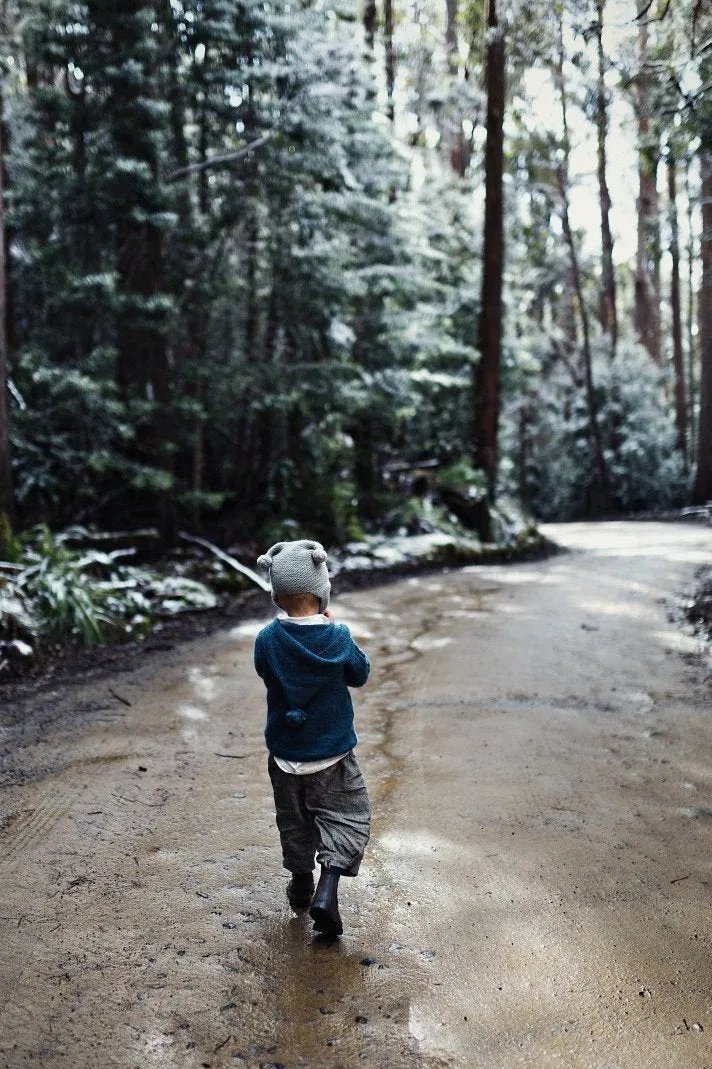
left=268, top=751, right=371, bottom=877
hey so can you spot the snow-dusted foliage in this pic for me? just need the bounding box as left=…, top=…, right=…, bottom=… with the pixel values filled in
left=503, top=340, right=689, bottom=520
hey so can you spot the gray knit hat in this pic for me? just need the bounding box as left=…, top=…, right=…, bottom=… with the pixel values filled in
left=257, top=539, right=331, bottom=613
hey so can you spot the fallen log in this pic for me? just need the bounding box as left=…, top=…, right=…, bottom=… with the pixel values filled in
left=178, top=532, right=271, bottom=592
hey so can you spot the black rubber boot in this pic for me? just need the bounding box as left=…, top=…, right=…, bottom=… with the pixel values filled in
left=309, top=866, right=343, bottom=936
left=286, top=871, right=315, bottom=910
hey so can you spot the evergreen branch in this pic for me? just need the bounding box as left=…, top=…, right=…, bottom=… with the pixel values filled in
left=165, top=88, right=309, bottom=184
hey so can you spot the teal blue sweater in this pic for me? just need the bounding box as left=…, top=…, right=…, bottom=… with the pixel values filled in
left=254, top=619, right=370, bottom=761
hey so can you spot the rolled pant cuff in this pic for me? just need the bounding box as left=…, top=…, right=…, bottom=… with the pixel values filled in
left=319, top=854, right=362, bottom=877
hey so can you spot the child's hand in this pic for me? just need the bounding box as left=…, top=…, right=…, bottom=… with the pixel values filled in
left=324, top=608, right=334, bottom=621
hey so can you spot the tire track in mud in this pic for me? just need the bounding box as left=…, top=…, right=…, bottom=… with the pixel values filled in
left=0, top=792, right=74, bottom=869
left=0, top=741, right=140, bottom=872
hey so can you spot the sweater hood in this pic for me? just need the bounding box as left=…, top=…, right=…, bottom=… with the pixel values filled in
left=262, top=619, right=354, bottom=708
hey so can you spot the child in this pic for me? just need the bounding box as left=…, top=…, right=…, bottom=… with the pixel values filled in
left=254, top=539, right=371, bottom=936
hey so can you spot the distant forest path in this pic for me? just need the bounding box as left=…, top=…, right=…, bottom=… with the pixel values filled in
left=2, top=522, right=712, bottom=1069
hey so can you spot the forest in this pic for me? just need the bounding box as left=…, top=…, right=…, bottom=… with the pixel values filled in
left=0, top=0, right=711, bottom=656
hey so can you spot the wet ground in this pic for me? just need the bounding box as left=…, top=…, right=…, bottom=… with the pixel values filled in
left=2, top=521, right=712, bottom=1069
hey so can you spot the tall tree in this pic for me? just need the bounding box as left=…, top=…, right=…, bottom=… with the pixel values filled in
left=694, top=151, right=712, bottom=504
left=364, top=0, right=377, bottom=51
left=473, top=0, right=505, bottom=497
left=88, top=0, right=177, bottom=540
left=668, top=153, right=686, bottom=462
left=633, top=13, right=661, bottom=363
left=686, top=155, right=697, bottom=450
left=0, top=84, right=12, bottom=527
left=384, top=0, right=395, bottom=122
left=594, top=0, right=617, bottom=352
left=444, top=0, right=466, bottom=175
left=554, top=17, right=610, bottom=510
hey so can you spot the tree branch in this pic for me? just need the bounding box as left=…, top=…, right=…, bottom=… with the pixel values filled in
left=166, top=133, right=271, bottom=183
left=165, top=87, right=309, bottom=184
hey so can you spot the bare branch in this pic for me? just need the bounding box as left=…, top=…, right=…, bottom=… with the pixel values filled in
left=165, top=87, right=310, bottom=184
left=178, top=531, right=270, bottom=591
left=166, top=133, right=271, bottom=183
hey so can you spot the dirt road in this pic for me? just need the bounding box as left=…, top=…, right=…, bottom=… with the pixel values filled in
left=2, top=521, right=712, bottom=1069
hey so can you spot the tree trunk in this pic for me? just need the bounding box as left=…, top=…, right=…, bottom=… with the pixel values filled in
left=445, top=0, right=457, bottom=71
left=353, top=412, right=379, bottom=522
left=595, top=0, right=617, bottom=353
left=198, top=94, right=209, bottom=216
left=668, top=155, right=686, bottom=463
left=473, top=0, right=505, bottom=498
left=364, top=0, right=377, bottom=51
left=518, top=401, right=528, bottom=508
left=686, top=155, right=697, bottom=454
left=384, top=0, right=395, bottom=122
left=245, top=214, right=259, bottom=359
left=634, top=16, right=661, bottom=363
left=693, top=151, right=712, bottom=504
left=445, top=0, right=466, bottom=175
left=160, top=0, right=209, bottom=529
left=554, top=24, right=611, bottom=511
left=0, top=86, right=13, bottom=527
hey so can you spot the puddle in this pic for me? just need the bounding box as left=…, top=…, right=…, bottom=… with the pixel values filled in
left=187, top=667, right=220, bottom=702
left=177, top=703, right=208, bottom=721
left=410, top=636, right=453, bottom=653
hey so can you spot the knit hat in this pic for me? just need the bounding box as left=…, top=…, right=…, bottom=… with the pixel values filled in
left=257, top=539, right=331, bottom=614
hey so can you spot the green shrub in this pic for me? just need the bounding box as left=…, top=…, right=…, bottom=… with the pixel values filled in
left=0, top=526, right=220, bottom=651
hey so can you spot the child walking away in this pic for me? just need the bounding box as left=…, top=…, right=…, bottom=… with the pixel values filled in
left=254, top=539, right=371, bottom=937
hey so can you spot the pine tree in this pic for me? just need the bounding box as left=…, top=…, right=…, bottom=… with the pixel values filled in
left=84, top=0, right=177, bottom=539
left=8, top=0, right=123, bottom=524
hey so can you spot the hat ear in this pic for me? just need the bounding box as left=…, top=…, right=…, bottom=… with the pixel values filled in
left=311, top=546, right=327, bottom=565
left=257, top=542, right=285, bottom=571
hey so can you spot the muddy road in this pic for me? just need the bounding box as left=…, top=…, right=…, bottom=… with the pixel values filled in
left=2, top=521, right=712, bottom=1069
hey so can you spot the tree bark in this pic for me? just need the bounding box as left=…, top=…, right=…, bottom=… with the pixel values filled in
left=445, top=0, right=466, bottom=175
left=445, top=0, right=458, bottom=70
left=198, top=91, right=209, bottom=216
left=364, top=0, right=377, bottom=51
left=595, top=0, right=617, bottom=353
left=245, top=214, right=259, bottom=360
left=634, top=15, right=661, bottom=363
left=473, top=0, right=505, bottom=498
left=160, top=0, right=209, bottom=527
left=554, top=23, right=610, bottom=511
left=384, top=0, right=395, bottom=122
left=668, top=155, right=686, bottom=463
left=686, top=155, right=697, bottom=454
left=0, top=86, right=13, bottom=527
left=694, top=151, right=712, bottom=504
